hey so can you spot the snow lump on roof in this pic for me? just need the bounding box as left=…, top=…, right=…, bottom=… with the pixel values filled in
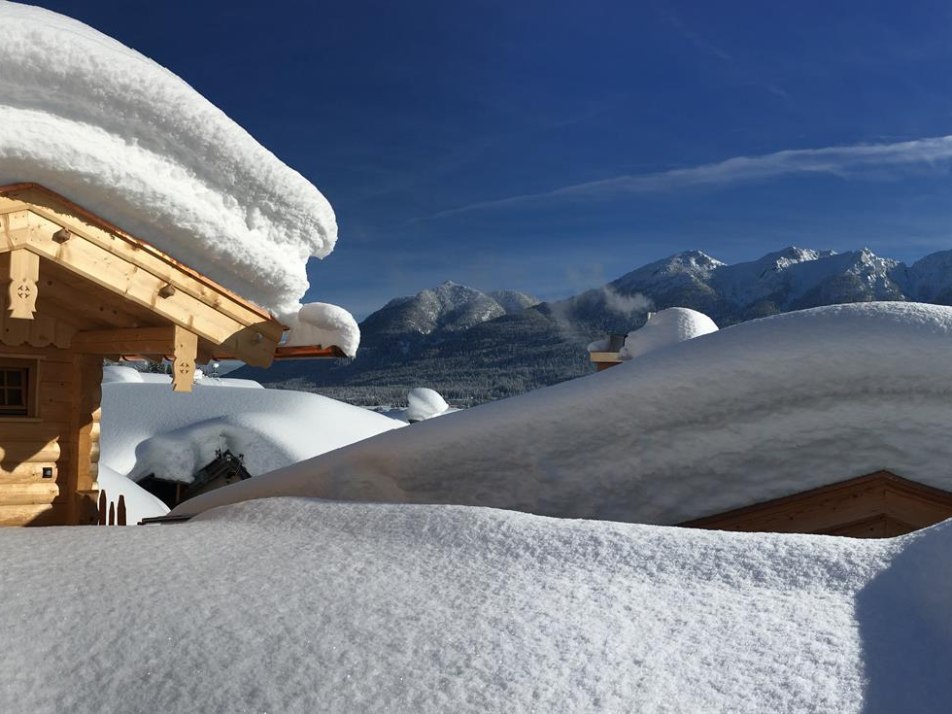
left=619, top=307, right=718, bottom=360
left=0, top=2, right=336, bottom=318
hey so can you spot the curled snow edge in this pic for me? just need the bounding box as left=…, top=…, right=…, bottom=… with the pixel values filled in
left=0, top=2, right=336, bottom=319
left=284, top=303, right=360, bottom=358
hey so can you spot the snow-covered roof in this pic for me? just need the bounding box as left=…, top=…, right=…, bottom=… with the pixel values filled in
left=174, top=302, right=952, bottom=524
left=0, top=2, right=336, bottom=319
left=283, top=302, right=360, bottom=358
left=620, top=307, right=718, bottom=360
left=406, top=387, right=450, bottom=422
left=100, top=375, right=405, bottom=487
left=1, top=497, right=947, bottom=712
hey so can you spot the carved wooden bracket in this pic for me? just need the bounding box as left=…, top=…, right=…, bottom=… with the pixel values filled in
left=8, top=249, right=39, bottom=320
left=172, top=325, right=198, bottom=393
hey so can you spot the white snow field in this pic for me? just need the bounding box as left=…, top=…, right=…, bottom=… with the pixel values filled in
left=98, top=367, right=404, bottom=523
left=2, top=497, right=950, bottom=713
left=0, top=2, right=335, bottom=319
left=175, top=302, right=952, bottom=523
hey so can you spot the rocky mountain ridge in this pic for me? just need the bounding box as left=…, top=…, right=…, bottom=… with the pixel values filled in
left=237, top=246, right=952, bottom=405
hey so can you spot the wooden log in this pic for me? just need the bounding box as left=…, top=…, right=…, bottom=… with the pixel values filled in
left=71, top=326, right=175, bottom=355
left=0, top=502, right=62, bottom=526
left=0, top=482, right=59, bottom=505
left=98, top=490, right=106, bottom=526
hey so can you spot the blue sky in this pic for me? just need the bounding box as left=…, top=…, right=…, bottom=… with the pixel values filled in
left=31, top=0, right=952, bottom=317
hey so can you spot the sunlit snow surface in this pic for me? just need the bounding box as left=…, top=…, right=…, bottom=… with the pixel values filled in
left=2, top=498, right=950, bottom=713
left=0, top=2, right=336, bottom=317
left=176, top=302, right=952, bottom=523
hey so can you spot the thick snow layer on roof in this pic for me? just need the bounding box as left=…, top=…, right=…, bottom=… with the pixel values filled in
left=1, top=497, right=949, bottom=712
left=284, top=302, right=360, bottom=357
left=619, top=307, right=718, bottom=360
left=0, top=2, right=336, bottom=317
left=100, top=381, right=404, bottom=486
left=406, top=387, right=450, bottom=421
left=175, top=302, right=952, bottom=524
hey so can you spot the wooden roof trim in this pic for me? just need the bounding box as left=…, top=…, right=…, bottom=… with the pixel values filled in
left=0, top=183, right=278, bottom=325
left=273, top=344, right=348, bottom=360
left=681, top=470, right=952, bottom=528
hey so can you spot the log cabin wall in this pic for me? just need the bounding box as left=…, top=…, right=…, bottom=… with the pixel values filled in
left=0, top=345, right=100, bottom=526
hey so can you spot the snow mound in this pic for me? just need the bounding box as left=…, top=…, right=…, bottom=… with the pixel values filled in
left=2, top=497, right=951, bottom=712
left=0, top=2, right=336, bottom=317
left=100, top=383, right=404, bottom=484
left=174, top=302, right=952, bottom=524
left=96, top=463, right=169, bottom=523
left=406, top=387, right=450, bottom=422
left=619, top=307, right=718, bottom=360
left=284, top=302, right=360, bottom=357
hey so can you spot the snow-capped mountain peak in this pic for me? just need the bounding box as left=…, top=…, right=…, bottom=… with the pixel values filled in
left=362, top=282, right=540, bottom=336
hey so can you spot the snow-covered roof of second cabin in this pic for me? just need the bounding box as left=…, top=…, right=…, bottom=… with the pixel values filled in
left=0, top=2, right=335, bottom=321
left=174, top=301, right=952, bottom=524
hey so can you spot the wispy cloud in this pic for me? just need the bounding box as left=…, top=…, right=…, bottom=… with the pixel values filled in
left=664, top=10, right=733, bottom=63
left=420, top=135, right=952, bottom=221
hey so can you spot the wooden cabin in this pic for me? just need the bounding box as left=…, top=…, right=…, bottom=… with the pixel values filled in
left=0, top=183, right=340, bottom=526
left=682, top=470, right=952, bottom=538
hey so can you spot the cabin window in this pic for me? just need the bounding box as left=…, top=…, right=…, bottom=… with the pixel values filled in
left=0, top=360, right=36, bottom=417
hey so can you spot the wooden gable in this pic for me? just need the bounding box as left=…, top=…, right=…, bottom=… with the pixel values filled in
left=681, top=470, right=952, bottom=538
left=0, top=183, right=347, bottom=525
left=0, top=183, right=289, bottom=389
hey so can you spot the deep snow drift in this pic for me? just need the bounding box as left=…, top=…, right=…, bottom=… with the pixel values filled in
left=176, top=302, right=952, bottom=524
left=0, top=2, right=335, bottom=317
left=1, top=497, right=949, bottom=713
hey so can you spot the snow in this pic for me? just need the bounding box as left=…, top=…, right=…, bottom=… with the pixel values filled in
left=284, top=302, right=361, bottom=357
left=100, top=380, right=404, bottom=487
left=102, top=365, right=262, bottom=388
left=406, top=387, right=450, bottom=421
left=2, top=496, right=951, bottom=712
left=618, top=307, right=718, bottom=360
left=0, top=2, right=336, bottom=318
left=95, top=462, right=169, bottom=523
left=174, top=302, right=952, bottom=525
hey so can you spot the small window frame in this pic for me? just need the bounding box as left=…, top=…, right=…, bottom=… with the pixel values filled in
left=0, top=358, right=38, bottom=419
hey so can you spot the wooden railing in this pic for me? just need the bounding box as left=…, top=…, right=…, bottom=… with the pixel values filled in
left=97, top=489, right=127, bottom=526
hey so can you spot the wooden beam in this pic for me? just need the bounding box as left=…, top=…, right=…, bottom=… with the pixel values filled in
left=72, top=326, right=175, bottom=355
left=273, top=344, right=347, bottom=360
left=7, top=249, right=39, bottom=319
left=0, top=191, right=288, bottom=365
left=172, top=325, right=198, bottom=393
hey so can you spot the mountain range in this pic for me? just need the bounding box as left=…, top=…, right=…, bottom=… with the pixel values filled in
left=235, top=247, right=952, bottom=405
